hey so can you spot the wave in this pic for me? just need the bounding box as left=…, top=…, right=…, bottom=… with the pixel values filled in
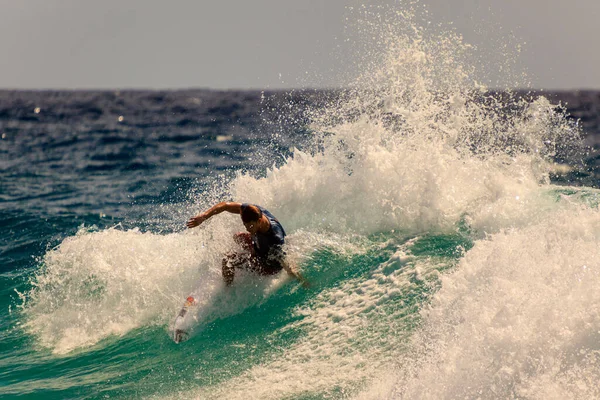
left=18, top=3, right=600, bottom=399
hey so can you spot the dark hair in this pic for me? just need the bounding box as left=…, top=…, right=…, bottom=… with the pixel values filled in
left=241, top=205, right=262, bottom=223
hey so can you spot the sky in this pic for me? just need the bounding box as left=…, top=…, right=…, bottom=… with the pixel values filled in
left=0, top=0, right=598, bottom=90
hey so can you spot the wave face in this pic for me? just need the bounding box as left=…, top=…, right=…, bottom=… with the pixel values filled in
left=2, top=4, right=599, bottom=400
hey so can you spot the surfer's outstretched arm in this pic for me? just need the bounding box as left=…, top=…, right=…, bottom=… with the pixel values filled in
left=282, top=260, right=310, bottom=288
left=187, top=202, right=242, bottom=228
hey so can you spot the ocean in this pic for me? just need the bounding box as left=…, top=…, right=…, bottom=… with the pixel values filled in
left=2, top=10, right=600, bottom=400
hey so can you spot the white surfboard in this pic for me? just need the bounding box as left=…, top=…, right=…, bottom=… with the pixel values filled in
left=171, top=295, right=198, bottom=343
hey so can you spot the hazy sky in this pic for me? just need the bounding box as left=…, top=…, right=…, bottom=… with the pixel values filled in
left=0, top=0, right=598, bottom=90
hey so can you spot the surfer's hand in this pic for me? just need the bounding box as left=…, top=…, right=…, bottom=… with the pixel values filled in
left=186, top=213, right=208, bottom=228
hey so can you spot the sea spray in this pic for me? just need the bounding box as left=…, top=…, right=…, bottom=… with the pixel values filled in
left=230, top=7, right=581, bottom=237
left=23, top=226, right=214, bottom=353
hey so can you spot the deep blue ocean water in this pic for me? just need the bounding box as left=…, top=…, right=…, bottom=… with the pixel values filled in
left=3, top=17, right=600, bottom=399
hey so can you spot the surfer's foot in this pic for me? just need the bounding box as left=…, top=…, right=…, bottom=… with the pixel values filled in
left=174, top=329, right=188, bottom=344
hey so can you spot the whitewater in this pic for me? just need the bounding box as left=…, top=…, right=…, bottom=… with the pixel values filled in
left=2, top=4, right=599, bottom=400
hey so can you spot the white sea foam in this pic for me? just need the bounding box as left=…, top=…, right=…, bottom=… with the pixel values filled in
left=22, top=218, right=354, bottom=354
left=23, top=214, right=293, bottom=353
left=24, top=227, right=210, bottom=353
left=377, top=206, right=600, bottom=400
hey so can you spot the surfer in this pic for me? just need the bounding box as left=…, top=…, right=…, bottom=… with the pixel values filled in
left=187, top=202, right=308, bottom=287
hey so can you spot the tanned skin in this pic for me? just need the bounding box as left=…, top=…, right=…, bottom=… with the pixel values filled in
left=187, top=202, right=308, bottom=287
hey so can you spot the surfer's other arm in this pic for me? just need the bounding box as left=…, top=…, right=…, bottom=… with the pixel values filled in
left=282, top=259, right=310, bottom=288
left=186, top=202, right=242, bottom=228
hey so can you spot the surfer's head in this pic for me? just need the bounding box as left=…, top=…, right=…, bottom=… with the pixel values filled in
left=241, top=205, right=263, bottom=234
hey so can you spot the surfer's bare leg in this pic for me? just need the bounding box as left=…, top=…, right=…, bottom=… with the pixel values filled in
left=222, top=255, right=235, bottom=286
left=221, top=233, right=255, bottom=286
